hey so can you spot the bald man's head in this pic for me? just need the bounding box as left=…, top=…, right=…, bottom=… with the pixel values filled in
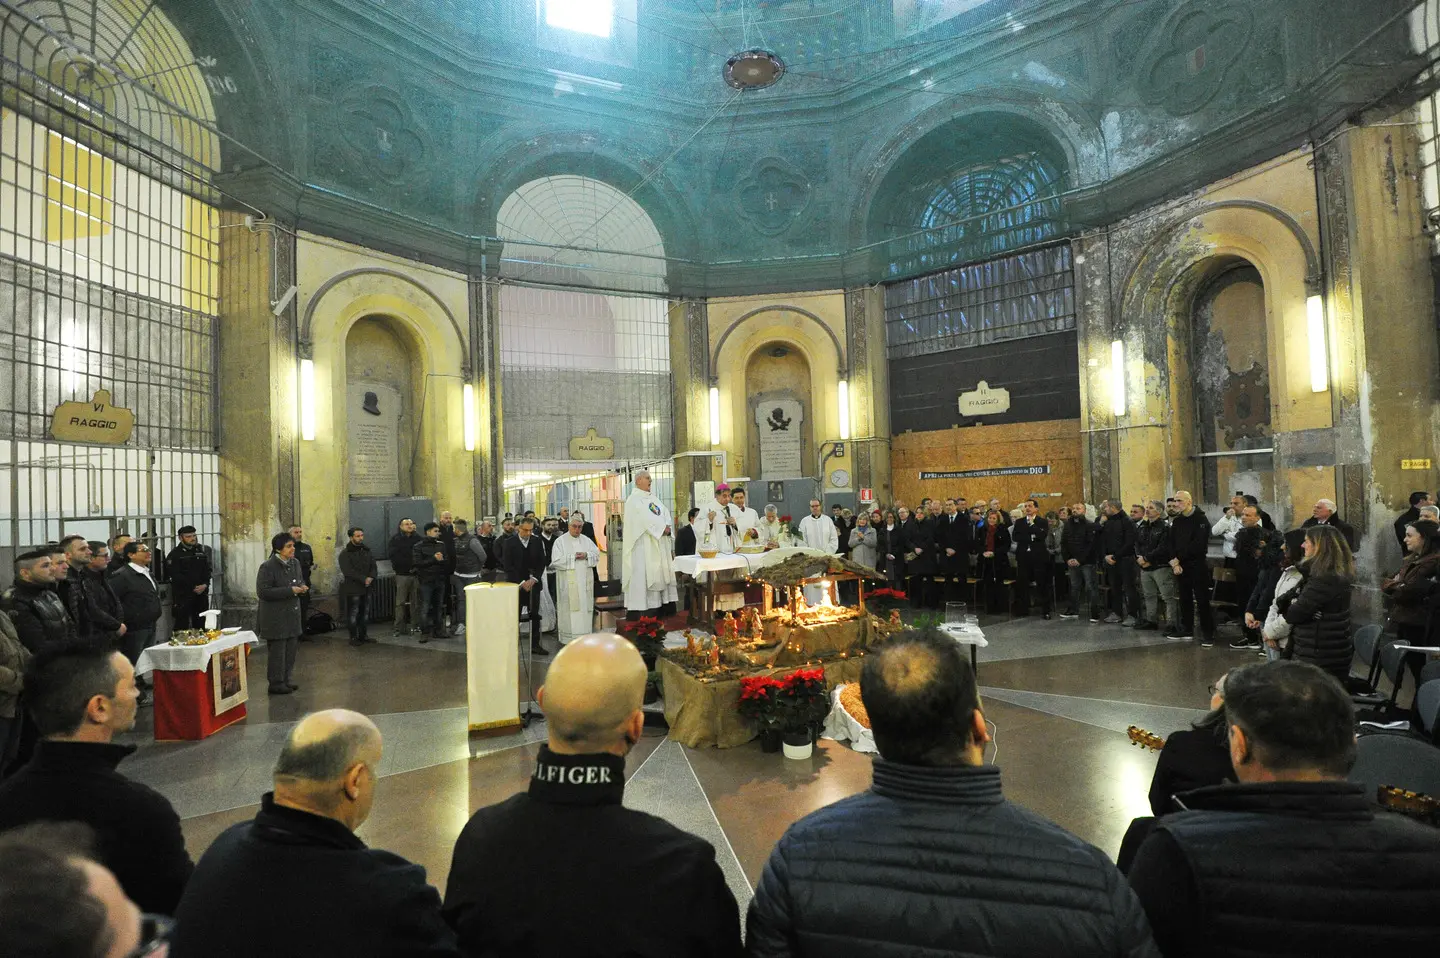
left=538, top=634, right=647, bottom=755
left=272, top=710, right=382, bottom=830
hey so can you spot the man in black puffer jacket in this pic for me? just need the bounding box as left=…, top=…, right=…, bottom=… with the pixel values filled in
left=747, top=629, right=1161, bottom=958
left=2, top=551, right=78, bottom=653
left=1129, top=661, right=1440, bottom=957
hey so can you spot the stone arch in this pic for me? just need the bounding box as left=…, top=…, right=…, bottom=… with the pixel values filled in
left=300, top=267, right=468, bottom=372
left=711, top=305, right=846, bottom=382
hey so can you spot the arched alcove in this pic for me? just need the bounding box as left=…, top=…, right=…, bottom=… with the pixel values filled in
left=744, top=342, right=813, bottom=480
left=1186, top=258, right=1273, bottom=506
left=344, top=316, right=422, bottom=497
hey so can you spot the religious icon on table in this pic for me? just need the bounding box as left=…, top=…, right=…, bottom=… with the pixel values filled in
left=212, top=645, right=248, bottom=714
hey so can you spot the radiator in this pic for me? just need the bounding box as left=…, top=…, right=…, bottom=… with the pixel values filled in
left=370, top=574, right=397, bottom=621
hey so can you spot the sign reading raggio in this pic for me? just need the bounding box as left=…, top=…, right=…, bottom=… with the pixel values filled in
left=921, top=466, right=1050, bottom=480
left=51, top=390, right=135, bottom=444
left=957, top=380, right=1011, bottom=417
left=569, top=427, right=615, bottom=460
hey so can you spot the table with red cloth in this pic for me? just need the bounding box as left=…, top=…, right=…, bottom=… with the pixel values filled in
left=135, top=632, right=259, bottom=741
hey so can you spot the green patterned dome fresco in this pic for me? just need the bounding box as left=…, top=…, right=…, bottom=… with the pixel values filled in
left=6, top=0, right=1429, bottom=294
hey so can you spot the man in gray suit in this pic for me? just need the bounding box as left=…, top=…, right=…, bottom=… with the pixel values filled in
left=256, top=533, right=307, bottom=696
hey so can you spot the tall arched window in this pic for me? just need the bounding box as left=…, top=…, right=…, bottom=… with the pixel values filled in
left=496, top=175, right=672, bottom=493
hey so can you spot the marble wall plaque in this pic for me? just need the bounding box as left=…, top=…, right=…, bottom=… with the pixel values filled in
left=754, top=398, right=804, bottom=478
left=348, top=381, right=401, bottom=496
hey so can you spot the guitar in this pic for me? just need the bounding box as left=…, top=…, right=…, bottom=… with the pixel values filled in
left=1127, top=726, right=1166, bottom=751
left=1377, top=785, right=1440, bottom=827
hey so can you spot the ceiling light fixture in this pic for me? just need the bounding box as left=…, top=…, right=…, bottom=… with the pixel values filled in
left=724, top=50, right=785, bottom=90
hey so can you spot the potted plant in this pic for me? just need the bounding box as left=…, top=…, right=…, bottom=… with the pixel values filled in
left=868, top=587, right=908, bottom=616
left=622, top=616, right=666, bottom=670
left=645, top=670, right=662, bottom=705
left=738, top=674, right=784, bottom=751
left=778, top=515, right=793, bottom=547
left=777, top=667, right=829, bottom=760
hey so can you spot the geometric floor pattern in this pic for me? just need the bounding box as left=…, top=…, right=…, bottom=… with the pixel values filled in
left=121, top=613, right=1266, bottom=909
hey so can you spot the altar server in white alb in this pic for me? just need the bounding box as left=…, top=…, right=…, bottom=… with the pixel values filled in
left=796, top=498, right=840, bottom=606
left=548, top=515, right=600, bottom=645
left=693, top=484, right=741, bottom=554
left=622, top=469, right=678, bottom=617
left=797, top=498, right=840, bottom=553
left=729, top=486, right=762, bottom=547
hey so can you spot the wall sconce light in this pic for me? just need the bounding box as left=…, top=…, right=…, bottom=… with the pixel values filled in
left=1306, top=294, right=1328, bottom=393
left=463, top=383, right=478, bottom=452
left=837, top=379, right=851, bottom=440
left=1110, top=339, right=1125, bottom=417
left=709, top=386, right=721, bottom=446
left=298, top=358, right=317, bottom=441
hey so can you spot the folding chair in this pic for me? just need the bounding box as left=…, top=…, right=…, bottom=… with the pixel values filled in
left=1349, top=732, right=1440, bottom=803
left=1416, top=679, right=1440, bottom=744
left=593, top=579, right=625, bottom=628
left=1351, top=624, right=1385, bottom=689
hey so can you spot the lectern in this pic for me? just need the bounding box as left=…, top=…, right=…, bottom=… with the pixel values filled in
left=465, top=582, right=522, bottom=734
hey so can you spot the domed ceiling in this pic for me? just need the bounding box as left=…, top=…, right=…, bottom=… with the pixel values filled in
left=4, top=0, right=1431, bottom=294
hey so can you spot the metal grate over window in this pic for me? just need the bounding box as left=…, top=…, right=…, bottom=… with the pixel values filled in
left=499, top=283, right=673, bottom=468
left=883, top=243, right=1076, bottom=359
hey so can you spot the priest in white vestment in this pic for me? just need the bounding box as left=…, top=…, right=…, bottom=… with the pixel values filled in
left=622, top=469, right=678, bottom=617
left=548, top=515, right=600, bottom=644
left=796, top=498, right=840, bottom=606
left=797, top=498, right=840, bottom=553
left=730, top=487, right=761, bottom=548
left=758, top=504, right=785, bottom=549
left=693, top=484, right=742, bottom=555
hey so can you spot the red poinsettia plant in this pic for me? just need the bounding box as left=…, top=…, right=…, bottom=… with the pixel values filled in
left=621, top=616, right=665, bottom=658
left=867, top=587, right=908, bottom=614
left=776, top=667, right=829, bottom=733
left=737, top=675, right=784, bottom=728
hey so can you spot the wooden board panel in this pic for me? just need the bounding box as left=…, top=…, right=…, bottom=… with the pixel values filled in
left=891, top=419, right=1083, bottom=512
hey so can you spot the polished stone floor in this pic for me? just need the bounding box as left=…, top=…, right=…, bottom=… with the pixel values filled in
left=120, top=613, right=1262, bottom=912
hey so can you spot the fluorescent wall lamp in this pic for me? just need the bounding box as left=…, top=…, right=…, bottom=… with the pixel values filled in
left=1306, top=294, right=1328, bottom=393
left=1110, top=339, right=1125, bottom=417
left=298, top=359, right=317, bottom=441
left=463, top=383, right=478, bottom=452
left=837, top=379, right=851, bottom=440
left=709, top=385, right=721, bottom=446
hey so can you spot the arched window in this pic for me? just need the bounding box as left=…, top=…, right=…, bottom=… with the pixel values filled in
left=496, top=174, right=667, bottom=294
left=1, top=0, right=221, bottom=175
left=868, top=114, right=1068, bottom=279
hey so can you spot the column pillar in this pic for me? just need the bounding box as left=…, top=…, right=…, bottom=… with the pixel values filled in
left=469, top=270, right=504, bottom=519
left=669, top=298, right=713, bottom=512
left=217, top=214, right=299, bottom=621
left=1317, top=122, right=1440, bottom=579
left=844, top=286, right=891, bottom=501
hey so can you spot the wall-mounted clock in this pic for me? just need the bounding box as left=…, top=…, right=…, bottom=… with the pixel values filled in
left=830, top=469, right=850, bottom=489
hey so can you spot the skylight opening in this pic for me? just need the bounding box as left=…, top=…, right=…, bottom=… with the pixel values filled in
left=545, top=0, right=614, bottom=38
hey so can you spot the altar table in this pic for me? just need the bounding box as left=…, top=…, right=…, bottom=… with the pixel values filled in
left=136, top=632, right=259, bottom=741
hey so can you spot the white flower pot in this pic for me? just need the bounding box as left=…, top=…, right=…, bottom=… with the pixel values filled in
left=781, top=731, right=813, bottom=760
